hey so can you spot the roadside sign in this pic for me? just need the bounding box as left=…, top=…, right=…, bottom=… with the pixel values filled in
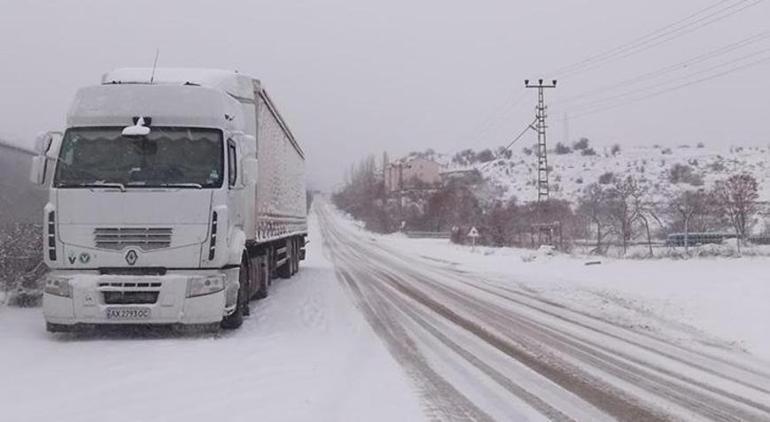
left=468, top=226, right=479, bottom=251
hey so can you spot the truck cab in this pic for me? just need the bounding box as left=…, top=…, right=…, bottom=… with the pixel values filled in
left=31, top=68, right=307, bottom=332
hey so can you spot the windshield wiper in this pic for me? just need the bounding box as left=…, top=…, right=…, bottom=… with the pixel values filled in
left=157, top=183, right=203, bottom=189
left=57, top=181, right=126, bottom=192
left=124, top=182, right=203, bottom=189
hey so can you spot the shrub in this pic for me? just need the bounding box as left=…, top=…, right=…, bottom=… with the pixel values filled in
left=598, top=172, right=615, bottom=185
left=452, top=149, right=477, bottom=165
left=668, top=163, right=704, bottom=186
left=554, top=142, right=572, bottom=155
left=611, top=144, right=621, bottom=155
left=476, top=149, right=495, bottom=163
left=573, top=137, right=590, bottom=150
left=709, top=160, right=725, bottom=172
left=581, top=147, right=597, bottom=156
left=0, top=223, right=45, bottom=307
left=496, top=147, right=512, bottom=159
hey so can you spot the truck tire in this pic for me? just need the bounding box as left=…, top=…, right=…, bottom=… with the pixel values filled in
left=46, top=322, right=72, bottom=333
left=220, top=305, right=243, bottom=330
left=221, top=258, right=248, bottom=330
left=277, top=241, right=292, bottom=279
left=255, top=254, right=269, bottom=299
left=291, top=238, right=300, bottom=275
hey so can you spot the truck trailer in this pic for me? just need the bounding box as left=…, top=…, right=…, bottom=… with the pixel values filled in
left=30, top=68, right=307, bottom=331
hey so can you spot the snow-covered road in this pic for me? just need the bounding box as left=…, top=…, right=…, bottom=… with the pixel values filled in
left=316, top=202, right=770, bottom=421
left=0, top=212, right=425, bottom=422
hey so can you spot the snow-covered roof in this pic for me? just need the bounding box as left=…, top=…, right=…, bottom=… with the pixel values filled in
left=102, top=68, right=259, bottom=101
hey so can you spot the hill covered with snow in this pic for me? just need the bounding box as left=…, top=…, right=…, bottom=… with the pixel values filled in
left=434, top=142, right=770, bottom=203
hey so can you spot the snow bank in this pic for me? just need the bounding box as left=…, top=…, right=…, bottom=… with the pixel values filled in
left=376, top=229, right=770, bottom=361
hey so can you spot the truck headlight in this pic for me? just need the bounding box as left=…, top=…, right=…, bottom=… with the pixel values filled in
left=44, top=276, right=72, bottom=298
left=186, top=275, right=225, bottom=298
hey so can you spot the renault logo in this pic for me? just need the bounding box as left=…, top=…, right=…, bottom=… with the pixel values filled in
left=125, top=249, right=138, bottom=266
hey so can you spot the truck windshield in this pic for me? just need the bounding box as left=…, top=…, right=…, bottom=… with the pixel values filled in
left=53, top=127, right=224, bottom=189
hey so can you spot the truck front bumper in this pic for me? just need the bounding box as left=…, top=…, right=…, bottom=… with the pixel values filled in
left=43, top=269, right=238, bottom=327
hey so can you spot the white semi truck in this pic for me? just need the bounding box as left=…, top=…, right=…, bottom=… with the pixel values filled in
left=30, top=68, right=307, bottom=331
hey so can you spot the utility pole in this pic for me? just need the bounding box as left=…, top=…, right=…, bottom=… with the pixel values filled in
left=525, top=78, right=557, bottom=203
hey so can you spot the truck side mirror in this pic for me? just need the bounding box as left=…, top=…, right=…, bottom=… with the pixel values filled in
left=30, top=132, right=56, bottom=185
left=30, top=156, right=46, bottom=185
left=34, top=132, right=53, bottom=155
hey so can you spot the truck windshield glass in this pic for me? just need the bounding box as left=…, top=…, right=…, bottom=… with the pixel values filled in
left=54, top=127, right=224, bottom=189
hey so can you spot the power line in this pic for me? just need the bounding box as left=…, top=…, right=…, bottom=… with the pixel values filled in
left=568, top=46, right=770, bottom=113
left=550, top=0, right=734, bottom=75
left=553, top=0, right=753, bottom=77
left=480, top=118, right=537, bottom=171
left=556, top=30, right=770, bottom=106
left=571, top=54, right=770, bottom=118
left=565, top=0, right=766, bottom=77
left=551, top=0, right=764, bottom=78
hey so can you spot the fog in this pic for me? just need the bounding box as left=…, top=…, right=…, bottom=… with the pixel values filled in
left=0, top=0, right=768, bottom=189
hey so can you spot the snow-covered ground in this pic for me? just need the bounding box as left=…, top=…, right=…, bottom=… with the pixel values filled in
left=377, top=233, right=770, bottom=361
left=0, top=213, right=425, bottom=422
left=3, top=205, right=769, bottom=421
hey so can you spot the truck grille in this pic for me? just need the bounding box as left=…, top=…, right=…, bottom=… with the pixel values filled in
left=98, top=281, right=162, bottom=305
left=94, top=228, right=172, bottom=251
left=103, top=291, right=159, bottom=305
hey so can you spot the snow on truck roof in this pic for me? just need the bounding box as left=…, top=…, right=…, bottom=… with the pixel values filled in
left=102, top=68, right=260, bottom=101
left=67, top=84, right=245, bottom=130
left=99, top=68, right=302, bottom=154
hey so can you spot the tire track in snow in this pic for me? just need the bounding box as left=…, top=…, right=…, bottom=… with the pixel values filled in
left=334, top=266, right=495, bottom=422
left=320, top=212, right=625, bottom=420
left=317, top=203, right=770, bottom=421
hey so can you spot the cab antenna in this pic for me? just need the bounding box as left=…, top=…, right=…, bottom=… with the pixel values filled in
left=150, top=49, right=160, bottom=83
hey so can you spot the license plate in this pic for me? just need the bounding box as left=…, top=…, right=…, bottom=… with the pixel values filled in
left=105, top=307, right=151, bottom=320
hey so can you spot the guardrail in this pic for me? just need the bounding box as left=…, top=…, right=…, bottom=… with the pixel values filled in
left=405, top=231, right=451, bottom=239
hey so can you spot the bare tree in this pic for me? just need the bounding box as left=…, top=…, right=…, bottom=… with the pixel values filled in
left=629, top=182, right=658, bottom=257
left=712, top=173, right=759, bottom=252
left=666, top=189, right=709, bottom=254
left=577, top=183, right=609, bottom=254
left=606, top=176, right=641, bottom=255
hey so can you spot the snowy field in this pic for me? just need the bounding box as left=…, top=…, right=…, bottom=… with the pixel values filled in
left=0, top=213, right=424, bottom=422
left=378, top=233, right=770, bottom=361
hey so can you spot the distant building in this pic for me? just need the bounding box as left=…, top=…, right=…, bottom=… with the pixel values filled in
left=384, top=157, right=441, bottom=193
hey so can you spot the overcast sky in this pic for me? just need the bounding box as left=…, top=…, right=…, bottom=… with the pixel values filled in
left=0, top=0, right=768, bottom=189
